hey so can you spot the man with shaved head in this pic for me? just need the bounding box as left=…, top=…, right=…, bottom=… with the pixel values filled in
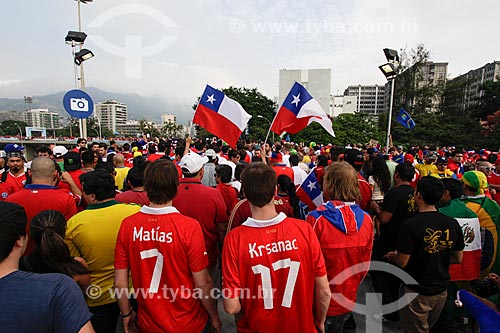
left=113, top=154, right=130, bottom=191
left=5, top=157, right=77, bottom=255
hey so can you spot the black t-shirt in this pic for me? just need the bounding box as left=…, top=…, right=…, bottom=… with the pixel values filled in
left=397, top=211, right=465, bottom=296
left=380, top=184, right=417, bottom=249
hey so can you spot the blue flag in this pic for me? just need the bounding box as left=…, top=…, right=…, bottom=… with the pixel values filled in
left=396, top=108, right=415, bottom=130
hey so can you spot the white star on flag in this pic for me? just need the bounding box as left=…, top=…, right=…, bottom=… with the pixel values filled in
left=291, top=93, right=301, bottom=107
left=206, top=94, right=216, bottom=104
left=307, top=180, right=317, bottom=191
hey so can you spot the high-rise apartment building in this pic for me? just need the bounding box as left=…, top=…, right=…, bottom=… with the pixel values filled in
left=23, top=108, right=60, bottom=129
left=278, top=69, right=331, bottom=113
left=386, top=61, right=448, bottom=113
left=95, top=100, right=128, bottom=134
left=452, top=61, right=500, bottom=110
left=344, top=85, right=385, bottom=115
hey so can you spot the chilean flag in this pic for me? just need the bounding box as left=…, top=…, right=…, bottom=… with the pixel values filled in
left=297, top=168, right=324, bottom=211
left=271, top=82, right=335, bottom=137
left=194, top=85, right=252, bottom=148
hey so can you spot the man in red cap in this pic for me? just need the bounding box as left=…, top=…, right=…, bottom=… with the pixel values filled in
left=404, top=154, right=420, bottom=189
left=270, top=151, right=294, bottom=180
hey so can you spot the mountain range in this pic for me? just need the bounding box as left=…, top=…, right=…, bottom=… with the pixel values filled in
left=0, top=87, right=194, bottom=125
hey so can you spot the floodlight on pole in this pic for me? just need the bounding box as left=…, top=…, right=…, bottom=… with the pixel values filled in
left=74, top=48, right=94, bottom=65
left=379, top=48, right=399, bottom=151
left=379, top=63, right=397, bottom=80
left=65, top=31, right=87, bottom=44
left=383, top=48, right=400, bottom=62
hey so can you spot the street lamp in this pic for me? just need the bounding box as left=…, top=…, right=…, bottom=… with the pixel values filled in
left=65, top=0, right=94, bottom=140
left=14, top=123, right=23, bottom=141
left=257, top=115, right=274, bottom=143
left=74, top=48, right=94, bottom=65
left=379, top=48, right=400, bottom=151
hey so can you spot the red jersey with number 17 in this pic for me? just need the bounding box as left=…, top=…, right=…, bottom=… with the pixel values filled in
left=222, top=213, right=327, bottom=333
left=115, top=206, right=209, bottom=333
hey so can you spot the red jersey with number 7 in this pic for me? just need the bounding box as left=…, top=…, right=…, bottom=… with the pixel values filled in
left=115, top=206, right=209, bottom=333
left=222, top=213, right=327, bottom=333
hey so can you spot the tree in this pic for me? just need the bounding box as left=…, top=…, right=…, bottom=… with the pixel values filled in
left=386, top=43, right=448, bottom=146
left=193, top=86, right=277, bottom=142
left=0, top=120, right=28, bottom=137
left=472, top=80, right=500, bottom=120
left=291, top=113, right=378, bottom=146
left=160, top=122, right=183, bottom=138
left=139, top=119, right=160, bottom=139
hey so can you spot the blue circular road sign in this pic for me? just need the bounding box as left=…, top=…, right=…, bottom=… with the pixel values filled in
left=63, top=89, right=94, bottom=119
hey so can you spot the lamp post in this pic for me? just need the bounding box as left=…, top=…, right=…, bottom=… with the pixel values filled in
left=379, top=48, right=400, bottom=151
left=65, top=0, right=94, bottom=139
left=14, top=123, right=23, bottom=141
left=257, top=115, right=274, bottom=143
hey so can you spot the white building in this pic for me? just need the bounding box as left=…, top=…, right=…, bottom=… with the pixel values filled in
left=116, top=120, right=141, bottom=137
left=329, top=95, right=357, bottom=117
left=344, top=85, right=385, bottom=115
left=279, top=69, right=331, bottom=113
left=161, top=113, right=177, bottom=124
left=95, top=100, right=128, bottom=134
left=23, top=108, right=60, bottom=129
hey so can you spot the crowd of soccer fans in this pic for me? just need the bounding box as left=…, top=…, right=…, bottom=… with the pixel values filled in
left=1, top=136, right=500, bottom=333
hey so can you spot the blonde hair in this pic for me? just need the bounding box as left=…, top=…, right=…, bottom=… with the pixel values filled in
left=323, top=162, right=361, bottom=202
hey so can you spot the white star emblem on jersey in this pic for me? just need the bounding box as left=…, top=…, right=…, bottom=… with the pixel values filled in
left=206, top=94, right=216, bottom=104
left=307, top=180, right=317, bottom=191
left=291, top=93, right=301, bottom=107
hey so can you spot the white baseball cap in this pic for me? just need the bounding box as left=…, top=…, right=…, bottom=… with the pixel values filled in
left=53, top=146, right=68, bottom=158
left=179, top=152, right=209, bottom=174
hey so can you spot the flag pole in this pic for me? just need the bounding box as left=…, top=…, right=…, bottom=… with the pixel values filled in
left=263, top=104, right=280, bottom=144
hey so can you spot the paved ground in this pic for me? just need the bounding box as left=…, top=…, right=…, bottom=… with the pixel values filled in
left=218, top=274, right=403, bottom=333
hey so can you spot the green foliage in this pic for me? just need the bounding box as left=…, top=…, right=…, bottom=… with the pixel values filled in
left=472, top=80, right=500, bottom=120
left=160, top=122, right=183, bottom=138
left=0, top=120, right=28, bottom=136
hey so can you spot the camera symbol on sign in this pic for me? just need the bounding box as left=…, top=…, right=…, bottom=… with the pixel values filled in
left=70, top=98, right=89, bottom=112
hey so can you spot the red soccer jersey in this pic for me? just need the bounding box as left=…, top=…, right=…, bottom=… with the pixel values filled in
left=357, top=174, right=372, bottom=211
left=173, top=179, right=227, bottom=268
left=216, top=183, right=238, bottom=216
left=0, top=171, right=27, bottom=199
left=223, top=213, right=327, bottom=333
left=229, top=196, right=294, bottom=230
left=488, top=172, right=500, bottom=206
left=67, top=169, right=84, bottom=191
left=115, top=190, right=150, bottom=206
left=5, top=184, right=78, bottom=255
left=147, top=153, right=165, bottom=162
left=272, top=165, right=294, bottom=181
left=115, top=206, right=209, bottom=333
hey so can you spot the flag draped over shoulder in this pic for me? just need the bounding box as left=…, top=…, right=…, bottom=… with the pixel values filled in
left=297, top=168, right=324, bottom=211
left=396, top=108, right=415, bottom=130
left=271, top=82, right=335, bottom=137
left=439, top=199, right=481, bottom=281
left=194, top=85, right=252, bottom=148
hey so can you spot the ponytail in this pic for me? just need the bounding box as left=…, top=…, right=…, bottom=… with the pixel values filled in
left=31, top=210, right=90, bottom=277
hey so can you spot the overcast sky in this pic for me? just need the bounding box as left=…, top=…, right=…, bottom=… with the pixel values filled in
left=1, top=0, right=499, bottom=108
